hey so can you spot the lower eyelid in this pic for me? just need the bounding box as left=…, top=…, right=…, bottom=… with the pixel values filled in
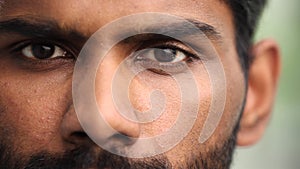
left=11, top=55, right=75, bottom=72
left=134, top=58, right=188, bottom=74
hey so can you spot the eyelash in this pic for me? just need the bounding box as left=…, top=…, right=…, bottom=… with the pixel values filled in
left=11, top=39, right=76, bottom=59
left=9, top=39, right=76, bottom=70
left=9, top=39, right=201, bottom=73
left=131, top=42, right=201, bottom=75
left=150, top=44, right=200, bottom=61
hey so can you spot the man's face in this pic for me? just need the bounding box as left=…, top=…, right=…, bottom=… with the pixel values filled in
left=0, top=0, right=254, bottom=168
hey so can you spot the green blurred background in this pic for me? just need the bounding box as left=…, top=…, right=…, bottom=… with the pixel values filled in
left=233, top=0, right=300, bottom=168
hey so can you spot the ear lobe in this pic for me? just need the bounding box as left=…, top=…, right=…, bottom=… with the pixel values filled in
left=237, top=39, right=281, bottom=147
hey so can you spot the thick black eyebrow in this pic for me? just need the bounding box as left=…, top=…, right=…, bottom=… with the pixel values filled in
left=0, top=17, right=222, bottom=44
left=185, top=19, right=222, bottom=42
left=0, top=17, right=87, bottom=41
left=117, top=17, right=223, bottom=44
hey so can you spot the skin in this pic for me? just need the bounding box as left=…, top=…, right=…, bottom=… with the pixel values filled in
left=0, top=0, right=280, bottom=168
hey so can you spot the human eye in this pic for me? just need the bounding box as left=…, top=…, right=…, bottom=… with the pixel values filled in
left=9, top=40, right=76, bottom=70
left=21, top=43, right=67, bottom=60
left=132, top=42, right=201, bottom=75
left=14, top=40, right=75, bottom=60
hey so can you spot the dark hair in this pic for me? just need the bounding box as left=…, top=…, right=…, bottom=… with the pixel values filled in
left=224, top=0, right=268, bottom=73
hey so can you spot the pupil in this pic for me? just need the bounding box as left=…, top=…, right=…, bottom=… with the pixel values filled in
left=154, top=49, right=176, bottom=62
left=31, top=44, right=55, bottom=59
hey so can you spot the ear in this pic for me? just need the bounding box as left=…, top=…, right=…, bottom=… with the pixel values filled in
left=237, top=39, right=281, bottom=146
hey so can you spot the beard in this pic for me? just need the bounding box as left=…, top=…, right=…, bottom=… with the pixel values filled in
left=0, top=121, right=239, bottom=169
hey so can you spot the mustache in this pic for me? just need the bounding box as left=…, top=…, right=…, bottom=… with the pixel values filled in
left=23, top=146, right=172, bottom=169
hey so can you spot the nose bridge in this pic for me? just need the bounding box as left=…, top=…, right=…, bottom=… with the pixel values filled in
left=61, top=49, right=140, bottom=148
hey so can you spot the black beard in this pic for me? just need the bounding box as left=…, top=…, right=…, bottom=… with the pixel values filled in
left=0, top=143, right=171, bottom=169
left=0, top=123, right=238, bottom=169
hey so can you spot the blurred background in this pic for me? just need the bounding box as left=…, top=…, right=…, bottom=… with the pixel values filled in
left=233, top=0, right=300, bottom=168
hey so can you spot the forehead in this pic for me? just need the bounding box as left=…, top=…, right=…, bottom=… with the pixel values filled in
left=0, top=0, right=234, bottom=38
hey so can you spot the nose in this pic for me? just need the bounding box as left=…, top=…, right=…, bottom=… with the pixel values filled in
left=61, top=53, right=140, bottom=147
left=60, top=104, right=140, bottom=147
left=60, top=105, right=91, bottom=145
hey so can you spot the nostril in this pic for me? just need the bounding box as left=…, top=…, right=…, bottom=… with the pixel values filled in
left=71, top=131, right=89, bottom=140
left=109, top=133, right=137, bottom=146
left=67, top=131, right=97, bottom=146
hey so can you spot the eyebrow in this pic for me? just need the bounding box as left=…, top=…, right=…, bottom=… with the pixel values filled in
left=0, top=16, right=223, bottom=44
left=186, top=19, right=222, bottom=41
left=0, top=17, right=87, bottom=41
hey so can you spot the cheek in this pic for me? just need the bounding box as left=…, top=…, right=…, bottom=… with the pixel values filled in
left=0, top=63, right=72, bottom=154
left=129, top=72, right=182, bottom=137
left=204, top=47, right=246, bottom=146
left=127, top=55, right=245, bottom=162
left=128, top=63, right=211, bottom=138
left=128, top=62, right=213, bottom=163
